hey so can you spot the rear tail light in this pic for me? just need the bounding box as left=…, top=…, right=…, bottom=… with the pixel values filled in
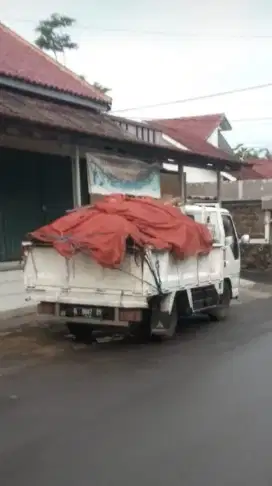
left=119, top=309, right=142, bottom=322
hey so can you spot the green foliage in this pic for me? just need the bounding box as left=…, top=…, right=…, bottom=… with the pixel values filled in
left=34, top=13, right=78, bottom=61
left=233, top=144, right=272, bottom=161
left=35, top=15, right=111, bottom=96
left=93, top=82, right=111, bottom=94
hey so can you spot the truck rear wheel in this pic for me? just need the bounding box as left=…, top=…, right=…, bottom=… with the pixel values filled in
left=129, top=310, right=152, bottom=342
left=209, top=282, right=231, bottom=322
left=66, top=323, right=94, bottom=342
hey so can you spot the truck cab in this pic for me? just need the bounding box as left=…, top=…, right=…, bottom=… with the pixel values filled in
left=184, top=203, right=242, bottom=301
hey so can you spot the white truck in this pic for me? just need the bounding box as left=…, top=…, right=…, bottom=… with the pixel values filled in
left=23, top=202, right=249, bottom=341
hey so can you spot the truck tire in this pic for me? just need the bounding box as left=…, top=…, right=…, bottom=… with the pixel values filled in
left=209, top=282, right=231, bottom=322
left=129, top=311, right=152, bottom=342
left=66, top=323, right=94, bottom=342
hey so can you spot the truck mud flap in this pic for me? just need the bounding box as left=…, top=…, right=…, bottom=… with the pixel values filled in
left=151, top=297, right=177, bottom=338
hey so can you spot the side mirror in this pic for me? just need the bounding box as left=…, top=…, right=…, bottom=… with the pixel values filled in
left=240, top=234, right=250, bottom=244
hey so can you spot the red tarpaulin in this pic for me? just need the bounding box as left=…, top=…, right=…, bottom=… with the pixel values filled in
left=30, top=195, right=212, bottom=268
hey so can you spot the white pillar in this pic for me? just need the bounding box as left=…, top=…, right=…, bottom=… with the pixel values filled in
left=216, top=170, right=221, bottom=204
left=72, top=146, right=81, bottom=208
left=178, top=164, right=184, bottom=202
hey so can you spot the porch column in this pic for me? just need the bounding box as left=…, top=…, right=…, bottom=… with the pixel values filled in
left=216, top=169, right=221, bottom=204
left=71, top=146, right=82, bottom=207
left=178, top=164, right=186, bottom=203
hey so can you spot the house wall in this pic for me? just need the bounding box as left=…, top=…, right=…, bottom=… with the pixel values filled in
left=222, top=201, right=265, bottom=240
left=223, top=201, right=272, bottom=270
left=114, top=119, right=162, bottom=145
left=162, top=132, right=235, bottom=182
left=187, top=179, right=272, bottom=202
left=207, top=128, right=234, bottom=155
left=207, top=129, right=219, bottom=147
left=161, top=134, right=218, bottom=183
left=114, top=119, right=234, bottom=183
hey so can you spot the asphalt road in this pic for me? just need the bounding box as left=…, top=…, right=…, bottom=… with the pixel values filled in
left=1, top=287, right=272, bottom=486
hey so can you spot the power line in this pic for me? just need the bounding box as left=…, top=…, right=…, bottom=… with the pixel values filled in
left=112, top=82, right=272, bottom=114
left=231, top=117, right=272, bottom=123
left=3, top=17, right=272, bottom=39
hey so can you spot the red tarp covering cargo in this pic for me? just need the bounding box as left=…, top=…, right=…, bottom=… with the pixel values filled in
left=30, top=194, right=212, bottom=268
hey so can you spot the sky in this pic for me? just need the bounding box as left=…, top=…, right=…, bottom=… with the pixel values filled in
left=2, top=0, right=272, bottom=149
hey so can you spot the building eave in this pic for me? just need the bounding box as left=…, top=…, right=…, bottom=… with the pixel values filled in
left=0, top=75, right=111, bottom=112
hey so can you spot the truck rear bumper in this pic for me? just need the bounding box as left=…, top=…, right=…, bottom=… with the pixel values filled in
left=26, top=288, right=148, bottom=308
left=37, top=301, right=145, bottom=328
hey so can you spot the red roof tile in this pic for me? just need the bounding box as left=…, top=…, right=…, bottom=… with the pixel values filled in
left=151, top=114, right=229, bottom=141
left=238, top=159, right=272, bottom=179
left=0, top=22, right=111, bottom=105
left=149, top=121, right=235, bottom=161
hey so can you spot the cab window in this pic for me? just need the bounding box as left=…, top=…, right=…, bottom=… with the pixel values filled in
left=222, top=214, right=239, bottom=260
left=205, top=213, right=220, bottom=242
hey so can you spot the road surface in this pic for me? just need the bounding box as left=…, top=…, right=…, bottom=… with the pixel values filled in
left=1, top=286, right=272, bottom=486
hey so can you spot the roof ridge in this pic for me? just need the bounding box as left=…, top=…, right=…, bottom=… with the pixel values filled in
left=150, top=114, right=227, bottom=141
left=0, top=22, right=111, bottom=104
left=178, top=113, right=224, bottom=120
left=151, top=113, right=225, bottom=122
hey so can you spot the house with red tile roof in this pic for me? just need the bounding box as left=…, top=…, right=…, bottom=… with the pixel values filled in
left=236, top=158, right=272, bottom=180
left=147, top=114, right=237, bottom=182
left=0, top=22, right=111, bottom=110
left=0, top=22, right=240, bottom=263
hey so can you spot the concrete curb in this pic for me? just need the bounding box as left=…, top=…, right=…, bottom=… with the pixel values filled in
left=0, top=261, right=22, bottom=272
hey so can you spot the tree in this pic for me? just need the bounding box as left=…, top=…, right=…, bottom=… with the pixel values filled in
left=79, top=77, right=111, bottom=94
left=35, top=15, right=111, bottom=94
left=234, top=144, right=272, bottom=161
left=34, top=13, right=78, bottom=63
left=93, top=82, right=111, bottom=95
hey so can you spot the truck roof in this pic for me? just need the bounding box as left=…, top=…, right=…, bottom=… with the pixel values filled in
left=184, top=203, right=229, bottom=214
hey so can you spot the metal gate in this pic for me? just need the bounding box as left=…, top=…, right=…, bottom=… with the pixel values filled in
left=0, top=148, right=74, bottom=261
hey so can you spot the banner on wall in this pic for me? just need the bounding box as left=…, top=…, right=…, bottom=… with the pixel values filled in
left=86, top=153, right=161, bottom=198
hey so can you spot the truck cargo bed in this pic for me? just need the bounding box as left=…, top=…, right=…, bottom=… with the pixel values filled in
left=24, top=244, right=224, bottom=308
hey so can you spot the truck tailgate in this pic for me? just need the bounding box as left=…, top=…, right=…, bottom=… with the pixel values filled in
left=24, top=246, right=155, bottom=307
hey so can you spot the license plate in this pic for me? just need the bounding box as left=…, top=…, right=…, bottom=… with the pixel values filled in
left=59, top=304, right=114, bottom=320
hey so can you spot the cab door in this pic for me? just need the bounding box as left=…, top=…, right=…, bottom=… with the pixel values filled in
left=188, top=209, right=224, bottom=286
left=221, top=213, right=240, bottom=296
left=199, top=210, right=224, bottom=286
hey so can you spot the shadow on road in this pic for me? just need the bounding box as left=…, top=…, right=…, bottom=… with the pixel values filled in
left=0, top=312, right=222, bottom=373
